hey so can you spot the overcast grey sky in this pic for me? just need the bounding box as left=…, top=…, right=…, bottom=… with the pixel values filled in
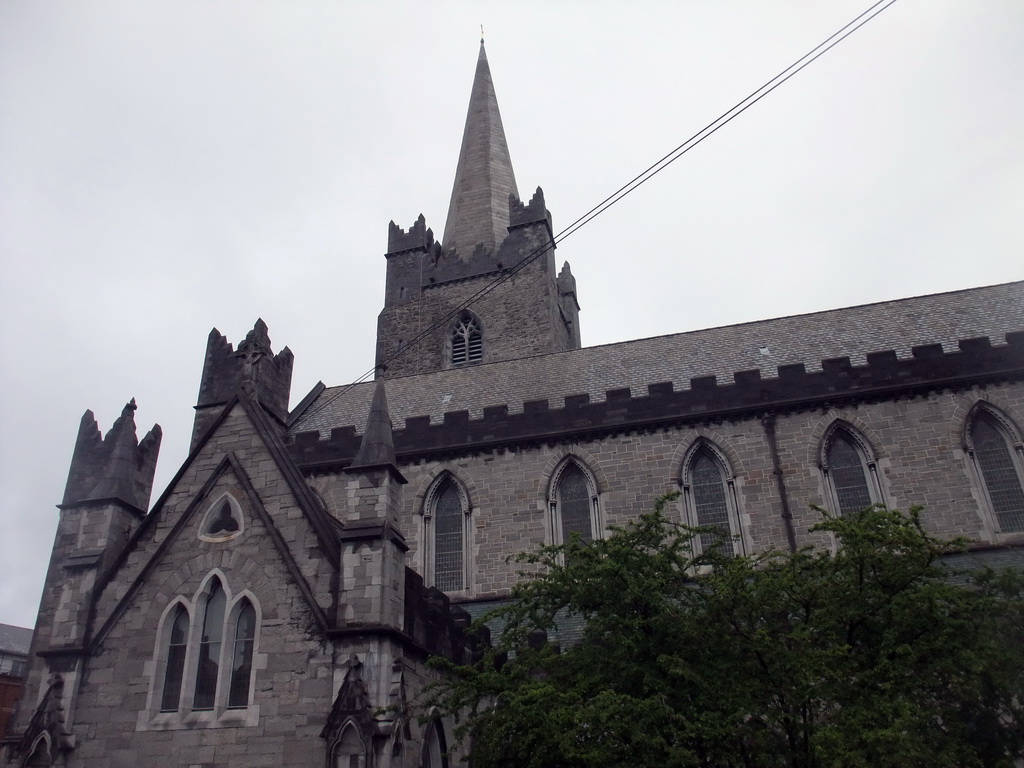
left=1, top=1, right=1021, bottom=628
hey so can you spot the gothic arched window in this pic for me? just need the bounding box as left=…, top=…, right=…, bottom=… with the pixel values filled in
left=423, top=477, right=470, bottom=593
left=422, top=719, right=449, bottom=768
left=549, top=461, right=600, bottom=546
left=193, top=579, right=226, bottom=710
left=450, top=313, right=482, bottom=367
left=969, top=410, right=1024, bottom=533
left=821, top=425, right=881, bottom=516
left=332, top=722, right=366, bottom=768
left=149, top=576, right=261, bottom=723
left=683, top=446, right=741, bottom=556
left=160, top=605, right=190, bottom=712
left=228, top=599, right=256, bottom=708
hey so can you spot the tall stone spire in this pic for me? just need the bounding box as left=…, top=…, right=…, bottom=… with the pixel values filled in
left=441, top=40, right=519, bottom=259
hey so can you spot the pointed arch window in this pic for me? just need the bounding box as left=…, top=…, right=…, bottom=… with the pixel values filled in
left=450, top=313, right=482, bottom=367
left=228, top=599, right=256, bottom=708
left=423, top=477, right=471, bottom=593
left=549, top=461, right=601, bottom=546
left=422, top=719, right=449, bottom=768
left=682, top=444, right=743, bottom=556
left=332, top=722, right=366, bottom=768
left=969, top=410, right=1024, bottom=533
left=147, top=575, right=261, bottom=726
left=821, top=426, right=882, bottom=516
left=160, top=605, right=190, bottom=712
left=194, top=579, right=226, bottom=710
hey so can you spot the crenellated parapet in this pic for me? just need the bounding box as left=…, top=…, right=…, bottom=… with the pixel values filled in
left=193, top=319, right=293, bottom=447
left=63, top=399, right=161, bottom=513
left=293, top=332, right=1024, bottom=467
left=403, top=568, right=487, bottom=664
left=508, top=187, right=552, bottom=233
left=386, top=215, right=437, bottom=257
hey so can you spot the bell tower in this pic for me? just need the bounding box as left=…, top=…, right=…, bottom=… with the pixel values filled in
left=375, top=41, right=582, bottom=378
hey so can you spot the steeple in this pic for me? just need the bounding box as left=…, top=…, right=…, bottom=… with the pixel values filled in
left=441, top=40, right=519, bottom=259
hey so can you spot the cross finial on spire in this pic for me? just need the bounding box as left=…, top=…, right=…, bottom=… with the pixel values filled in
left=480, top=24, right=484, bottom=43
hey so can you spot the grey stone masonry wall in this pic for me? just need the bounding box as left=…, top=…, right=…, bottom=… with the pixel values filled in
left=305, top=380, right=1024, bottom=601
left=376, top=223, right=576, bottom=378
left=377, top=188, right=578, bottom=378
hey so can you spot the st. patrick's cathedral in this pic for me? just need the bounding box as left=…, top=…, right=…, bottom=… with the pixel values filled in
left=4, top=41, right=1024, bottom=768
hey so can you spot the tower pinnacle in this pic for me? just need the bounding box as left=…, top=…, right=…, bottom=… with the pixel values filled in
left=441, top=41, right=519, bottom=259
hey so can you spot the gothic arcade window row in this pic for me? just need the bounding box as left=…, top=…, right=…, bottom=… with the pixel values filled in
left=419, top=407, right=1024, bottom=593
left=154, top=574, right=259, bottom=720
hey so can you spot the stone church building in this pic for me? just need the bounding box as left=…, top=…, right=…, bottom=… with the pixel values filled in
left=4, top=42, right=1024, bottom=767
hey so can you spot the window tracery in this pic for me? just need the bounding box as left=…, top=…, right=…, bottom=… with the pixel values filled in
left=449, top=313, right=482, bottom=367
left=681, top=442, right=743, bottom=556
left=148, top=574, right=260, bottom=726
left=820, top=424, right=882, bottom=516
left=549, top=460, right=601, bottom=546
left=423, top=476, right=470, bottom=593
left=967, top=408, right=1024, bottom=533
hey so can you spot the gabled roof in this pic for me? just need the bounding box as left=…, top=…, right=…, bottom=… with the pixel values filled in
left=290, top=281, right=1024, bottom=438
left=442, top=40, right=519, bottom=258
left=87, top=393, right=339, bottom=647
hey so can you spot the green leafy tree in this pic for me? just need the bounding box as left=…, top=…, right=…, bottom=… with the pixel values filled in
left=427, top=499, right=1024, bottom=768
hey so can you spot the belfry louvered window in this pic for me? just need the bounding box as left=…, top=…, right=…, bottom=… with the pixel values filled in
left=970, top=411, right=1024, bottom=532
left=450, top=314, right=482, bottom=367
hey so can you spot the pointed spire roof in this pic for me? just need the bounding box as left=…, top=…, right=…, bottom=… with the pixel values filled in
left=349, top=380, right=406, bottom=483
left=442, top=40, right=519, bottom=258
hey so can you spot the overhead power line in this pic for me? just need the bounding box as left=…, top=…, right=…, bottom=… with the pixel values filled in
left=314, top=0, right=900, bottom=414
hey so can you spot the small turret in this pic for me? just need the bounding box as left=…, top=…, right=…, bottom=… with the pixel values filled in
left=18, top=400, right=161, bottom=737
left=192, top=319, right=294, bottom=449
left=557, top=261, right=582, bottom=349
left=63, top=399, right=161, bottom=512
left=338, top=380, right=408, bottom=630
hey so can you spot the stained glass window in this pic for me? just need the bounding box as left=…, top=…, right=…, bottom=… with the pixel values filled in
left=971, top=413, right=1024, bottom=532
left=558, top=465, right=592, bottom=544
left=691, top=451, right=734, bottom=555
left=433, top=483, right=464, bottom=592
left=827, top=432, right=874, bottom=516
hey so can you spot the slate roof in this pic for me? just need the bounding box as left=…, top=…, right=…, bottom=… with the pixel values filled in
left=289, top=280, right=1024, bottom=439
left=0, top=623, right=32, bottom=656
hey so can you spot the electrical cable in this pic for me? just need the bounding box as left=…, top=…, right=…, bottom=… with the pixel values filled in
left=305, top=0, right=900, bottom=420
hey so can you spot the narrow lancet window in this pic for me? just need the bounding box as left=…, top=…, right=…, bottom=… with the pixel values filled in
left=433, top=483, right=465, bottom=592
left=691, top=451, right=734, bottom=555
left=827, top=432, right=874, bottom=516
left=160, top=606, right=190, bottom=712
left=228, top=600, right=256, bottom=708
left=558, top=464, right=593, bottom=543
left=193, top=579, right=226, bottom=710
left=971, top=413, right=1024, bottom=532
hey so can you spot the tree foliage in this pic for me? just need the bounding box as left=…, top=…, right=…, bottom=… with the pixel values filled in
left=427, top=499, right=1024, bottom=768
